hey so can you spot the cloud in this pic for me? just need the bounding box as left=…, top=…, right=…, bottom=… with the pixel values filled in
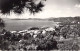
left=75, top=4, right=80, bottom=8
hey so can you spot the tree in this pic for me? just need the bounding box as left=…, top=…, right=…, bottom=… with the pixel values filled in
left=0, top=0, right=46, bottom=14
left=0, top=18, right=5, bottom=33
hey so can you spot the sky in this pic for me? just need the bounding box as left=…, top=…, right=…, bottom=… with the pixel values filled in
left=1, top=0, right=80, bottom=19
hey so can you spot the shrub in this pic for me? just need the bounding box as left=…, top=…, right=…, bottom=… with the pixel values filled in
left=28, top=27, right=39, bottom=30
left=37, top=35, right=58, bottom=50
left=0, top=18, right=5, bottom=33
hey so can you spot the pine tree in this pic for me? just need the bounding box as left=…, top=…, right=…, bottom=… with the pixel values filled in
left=0, top=0, right=46, bottom=14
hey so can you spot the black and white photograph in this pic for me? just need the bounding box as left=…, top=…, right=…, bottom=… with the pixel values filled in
left=0, top=0, right=80, bottom=50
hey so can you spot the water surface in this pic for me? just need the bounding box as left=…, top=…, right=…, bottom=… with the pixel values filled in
left=4, top=19, right=57, bottom=31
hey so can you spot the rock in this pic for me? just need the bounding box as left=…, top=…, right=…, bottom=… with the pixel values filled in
left=42, top=30, right=46, bottom=35
left=45, top=27, right=55, bottom=31
left=33, top=35, right=37, bottom=38
left=59, top=35, right=65, bottom=41
left=10, top=31, right=17, bottom=33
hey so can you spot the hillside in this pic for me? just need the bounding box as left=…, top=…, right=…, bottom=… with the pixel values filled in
left=48, top=16, right=80, bottom=22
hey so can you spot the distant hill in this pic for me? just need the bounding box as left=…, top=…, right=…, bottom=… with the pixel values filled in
left=47, top=16, right=80, bottom=22
left=10, top=18, right=28, bottom=20
left=46, top=16, right=80, bottom=26
left=11, top=18, right=48, bottom=21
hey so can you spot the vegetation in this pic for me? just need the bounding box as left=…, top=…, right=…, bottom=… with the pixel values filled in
left=0, top=0, right=46, bottom=14
left=0, top=18, right=5, bottom=28
left=0, top=18, right=5, bottom=34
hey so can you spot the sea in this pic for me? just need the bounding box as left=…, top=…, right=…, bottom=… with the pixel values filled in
left=3, top=19, right=58, bottom=31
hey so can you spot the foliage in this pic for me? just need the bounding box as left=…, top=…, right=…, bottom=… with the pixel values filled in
left=28, top=27, right=39, bottom=30
left=0, top=0, right=46, bottom=14
left=58, top=25, right=80, bottom=39
left=36, top=36, right=58, bottom=50
left=0, top=18, right=5, bottom=28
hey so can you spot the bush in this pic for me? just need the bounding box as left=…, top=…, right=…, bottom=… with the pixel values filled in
left=28, top=27, right=39, bottom=30
left=0, top=18, right=5, bottom=33
left=23, top=33, right=32, bottom=40
left=37, top=35, right=58, bottom=50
